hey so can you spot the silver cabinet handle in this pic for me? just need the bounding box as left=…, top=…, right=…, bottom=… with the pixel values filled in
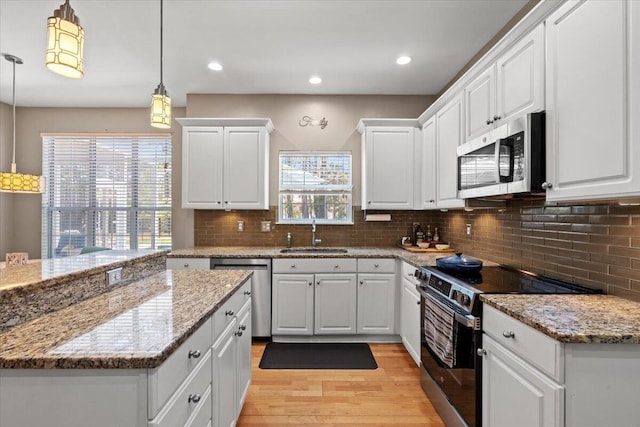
left=240, top=324, right=247, bottom=331
left=502, top=331, right=515, bottom=338
left=183, top=263, right=189, bottom=268
left=216, top=201, right=221, bottom=204
left=334, top=265, right=340, bottom=269
left=225, top=310, right=234, bottom=316
left=493, top=115, right=501, bottom=121
left=308, top=281, right=313, bottom=286
left=359, top=280, right=364, bottom=285
left=243, top=290, right=252, bottom=295
left=316, top=281, right=320, bottom=285
left=290, top=264, right=296, bottom=269
left=541, top=181, right=552, bottom=190
left=188, top=394, right=201, bottom=404
left=188, top=350, right=201, bottom=359
left=486, top=119, right=494, bottom=125
left=477, top=348, right=486, bottom=356
left=374, top=263, right=379, bottom=268
left=235, top=330, right=243, bottom=337
left=417, top=300, right=420, bottom=305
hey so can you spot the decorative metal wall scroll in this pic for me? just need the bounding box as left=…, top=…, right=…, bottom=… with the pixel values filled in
left=299, top=116, right=328, bottom=129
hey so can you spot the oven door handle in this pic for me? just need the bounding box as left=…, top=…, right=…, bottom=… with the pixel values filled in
left=423, top=291, right=480, bottom=330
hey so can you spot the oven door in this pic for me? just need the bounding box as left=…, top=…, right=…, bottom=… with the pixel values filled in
left=457, top=133, right=513, bottom=199
left=420, top=289, right=481, bottom=427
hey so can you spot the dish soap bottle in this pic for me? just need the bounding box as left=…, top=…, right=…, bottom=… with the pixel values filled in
left=286, top=232, right=292, bottom=248
left=433, top=227, right=440, bottom=243
left=426, top=225, right=433, bottom=242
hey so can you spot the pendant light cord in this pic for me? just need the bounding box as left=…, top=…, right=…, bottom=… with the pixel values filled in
left=11, top=57, right=16, bottom=168
left=160, top=0, right=163, bottom=86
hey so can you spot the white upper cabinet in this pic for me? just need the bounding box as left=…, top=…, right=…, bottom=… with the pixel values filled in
left=545, top=0, right=640, bottom=201
left=420, top=116, right=437, bottom=209
left=358, top=119, right=419, bottom=210
left=177, top=118, right=273, bottom=209
left=464, top=24, right=544, bottom=141
left=435, top=94, right=465, bottom=209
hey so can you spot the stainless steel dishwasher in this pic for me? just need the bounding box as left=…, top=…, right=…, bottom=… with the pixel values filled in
left=210, top=258, right=271, bottom=338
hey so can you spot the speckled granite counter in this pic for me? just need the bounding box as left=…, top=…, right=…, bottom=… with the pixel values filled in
left=0, top=269, right=252, bottom=369
left=0, top=250, right=168, bottom=332
left=168, top=246, right=494, bottom=269
left=481, top=294, right=640, bottom=344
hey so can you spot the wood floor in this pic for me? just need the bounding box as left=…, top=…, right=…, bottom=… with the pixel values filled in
left=237, top=342, right=446, bottom=426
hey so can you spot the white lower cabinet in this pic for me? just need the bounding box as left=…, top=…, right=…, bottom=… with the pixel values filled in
left=481, top=304, right=640, bottom=427
left=399, top=262, right=420, bottom=366
left=0, top=281, right=252, bottom=427
left=271, top=258, right=398, bottom=338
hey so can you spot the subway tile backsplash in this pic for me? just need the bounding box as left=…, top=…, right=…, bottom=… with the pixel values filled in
left=194, top=201, right=640, bottom=302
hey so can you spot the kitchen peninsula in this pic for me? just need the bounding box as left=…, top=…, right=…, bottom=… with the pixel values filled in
left=0, top=250, right=254, bottom=427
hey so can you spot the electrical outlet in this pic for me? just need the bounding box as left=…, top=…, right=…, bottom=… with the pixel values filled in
left=261, top=221, right=272, bottom=232
left=106, top=267, right=123, bottom=287
left=466, top=224, right=472, bottom=237
left=237, top=221, right=245, bottom=232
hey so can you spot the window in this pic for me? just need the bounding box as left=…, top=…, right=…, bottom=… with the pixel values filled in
left=278, top=151, right=352, bottom=224
left=42, top=134, right=172, bottom=258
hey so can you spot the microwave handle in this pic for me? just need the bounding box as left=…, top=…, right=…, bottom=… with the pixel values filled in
left=498, top=137, right=514, bottom=182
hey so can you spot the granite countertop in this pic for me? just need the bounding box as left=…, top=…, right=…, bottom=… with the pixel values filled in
left=0, top=269, right=252, bottom=369
left=168, top=246, right=491, bottom=269
left=0, top=249, right=167, bottom=292
left=481, top=294, right=640, bottom=344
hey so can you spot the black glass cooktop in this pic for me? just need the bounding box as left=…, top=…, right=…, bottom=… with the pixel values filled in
left=430, top=265, right=602, bottom=295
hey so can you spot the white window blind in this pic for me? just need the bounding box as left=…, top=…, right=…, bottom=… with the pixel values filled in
left=42, top=135, right=172, bottom=258
left=278, top=151, right=352, bottom=224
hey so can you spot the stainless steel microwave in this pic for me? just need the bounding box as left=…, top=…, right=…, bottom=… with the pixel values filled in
left=457, top=111, right=545, bottom=199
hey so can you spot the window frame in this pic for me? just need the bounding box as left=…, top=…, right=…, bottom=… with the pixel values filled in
left=41, top=133, right=172, bottom=258
left=277, top=150, right=353, bottom=225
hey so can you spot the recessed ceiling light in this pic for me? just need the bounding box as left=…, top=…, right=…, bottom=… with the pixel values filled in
left=207, top=62, right=223, bottom=71
left=309, top=76, right=322, bottom=84
left=396, top=56, right=412, bottom=65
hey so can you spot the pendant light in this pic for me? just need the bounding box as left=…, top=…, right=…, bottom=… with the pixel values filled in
left=0, top=54, right=44, bottom=193
left=150, top=0, right=171, bottom=129
left=46, top=0, right=84, bottom=79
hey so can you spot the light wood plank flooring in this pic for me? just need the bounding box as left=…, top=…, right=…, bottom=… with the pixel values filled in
left=237, top=342, right=445, bottom=426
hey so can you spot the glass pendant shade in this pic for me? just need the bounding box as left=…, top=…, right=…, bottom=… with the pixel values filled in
left=151, top=84, right=172, bottom=129
left=1, top=54, right=44, bottom=194
left=46, top=0, right=84, bottom=79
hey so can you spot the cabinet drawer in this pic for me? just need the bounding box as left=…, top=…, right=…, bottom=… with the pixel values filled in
left=213, top=280, right=251, bottom=338
left=184, top=386, right=212, bottom=427
left=357, top=258, right=396, bottom=274
left=149, top=351, right=212, bottom=427
left=483, top=305, right=562, bottom=381
left=401, top=261, right=419, bottom=285
left=166, top=258, right=211, bottom=270
left=148, top=318, right=213, bottom=418
left=273, top=258, right=357, bottom=273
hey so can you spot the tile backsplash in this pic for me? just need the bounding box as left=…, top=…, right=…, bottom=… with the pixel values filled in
left=194, top=201, right=640, bottom=302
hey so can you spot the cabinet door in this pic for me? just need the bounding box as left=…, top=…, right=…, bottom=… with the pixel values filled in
left=271, top=274, right=314, bottom=335
left=235, top=300, right=252, bottom=417
left=465, top=66, right=495, bottom=141
left=435, top=94, right=465, bottom=208
left=421, top=116, right=437, bottom=209
left=223, top=127, right=268, bottom=210
left=357, top=273, right=396, bottom=335
left=545, top=0, right=636, bottom=201
left=212, top=320, right=237, bottom=427
left=314, top=274, right=357, bottom=334
left=181, top=126, right=224, bottom=209
left=400, top=277, right=420, bottom=366
left=482, top=335, right=563, bottom=427
left=496, top=23, right=544, bottom=123
left=362, top=127, right=415, bottom=210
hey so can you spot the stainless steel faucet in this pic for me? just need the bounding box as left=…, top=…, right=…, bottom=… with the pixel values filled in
left=311, top=218, right=322, bottom=248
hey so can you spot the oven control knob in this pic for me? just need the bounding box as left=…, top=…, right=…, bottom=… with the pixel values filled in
left=453, top=290, right=470, bottom=306
left=414, top=269, right=420, bottom=278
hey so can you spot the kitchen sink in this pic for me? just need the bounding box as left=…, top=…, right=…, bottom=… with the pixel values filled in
left=279, top=248, right=348, bottom=254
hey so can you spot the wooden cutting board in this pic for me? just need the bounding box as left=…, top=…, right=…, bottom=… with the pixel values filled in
left=399, top=245, right=456, bottom=253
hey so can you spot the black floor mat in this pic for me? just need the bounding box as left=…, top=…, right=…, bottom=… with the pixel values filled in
left=258, top=342, right=378, bottom=369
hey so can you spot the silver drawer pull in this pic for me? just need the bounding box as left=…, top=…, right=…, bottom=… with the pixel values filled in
left=235, top=330, right=243, bottom=337
left=183, top=263, right=189, bottom=268
left=334, top=265, right=340, bottom=269
left=374, top=263, right=379, bottom=268
left=290, top=264, right=296, bottom=269
left=188, top=350, right=201, bottom=359
left=239, top=324, right=247, bottom=331
left=502, top=331, right=515, bottom=339
left=243, top=290, right=252, bottom=295
left=225, top=310, right=234, bottom=316
left=188, top=394, right=201, bottom=404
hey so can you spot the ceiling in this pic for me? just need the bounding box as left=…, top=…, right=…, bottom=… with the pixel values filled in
left=0, top=0, right=529, bottom=108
